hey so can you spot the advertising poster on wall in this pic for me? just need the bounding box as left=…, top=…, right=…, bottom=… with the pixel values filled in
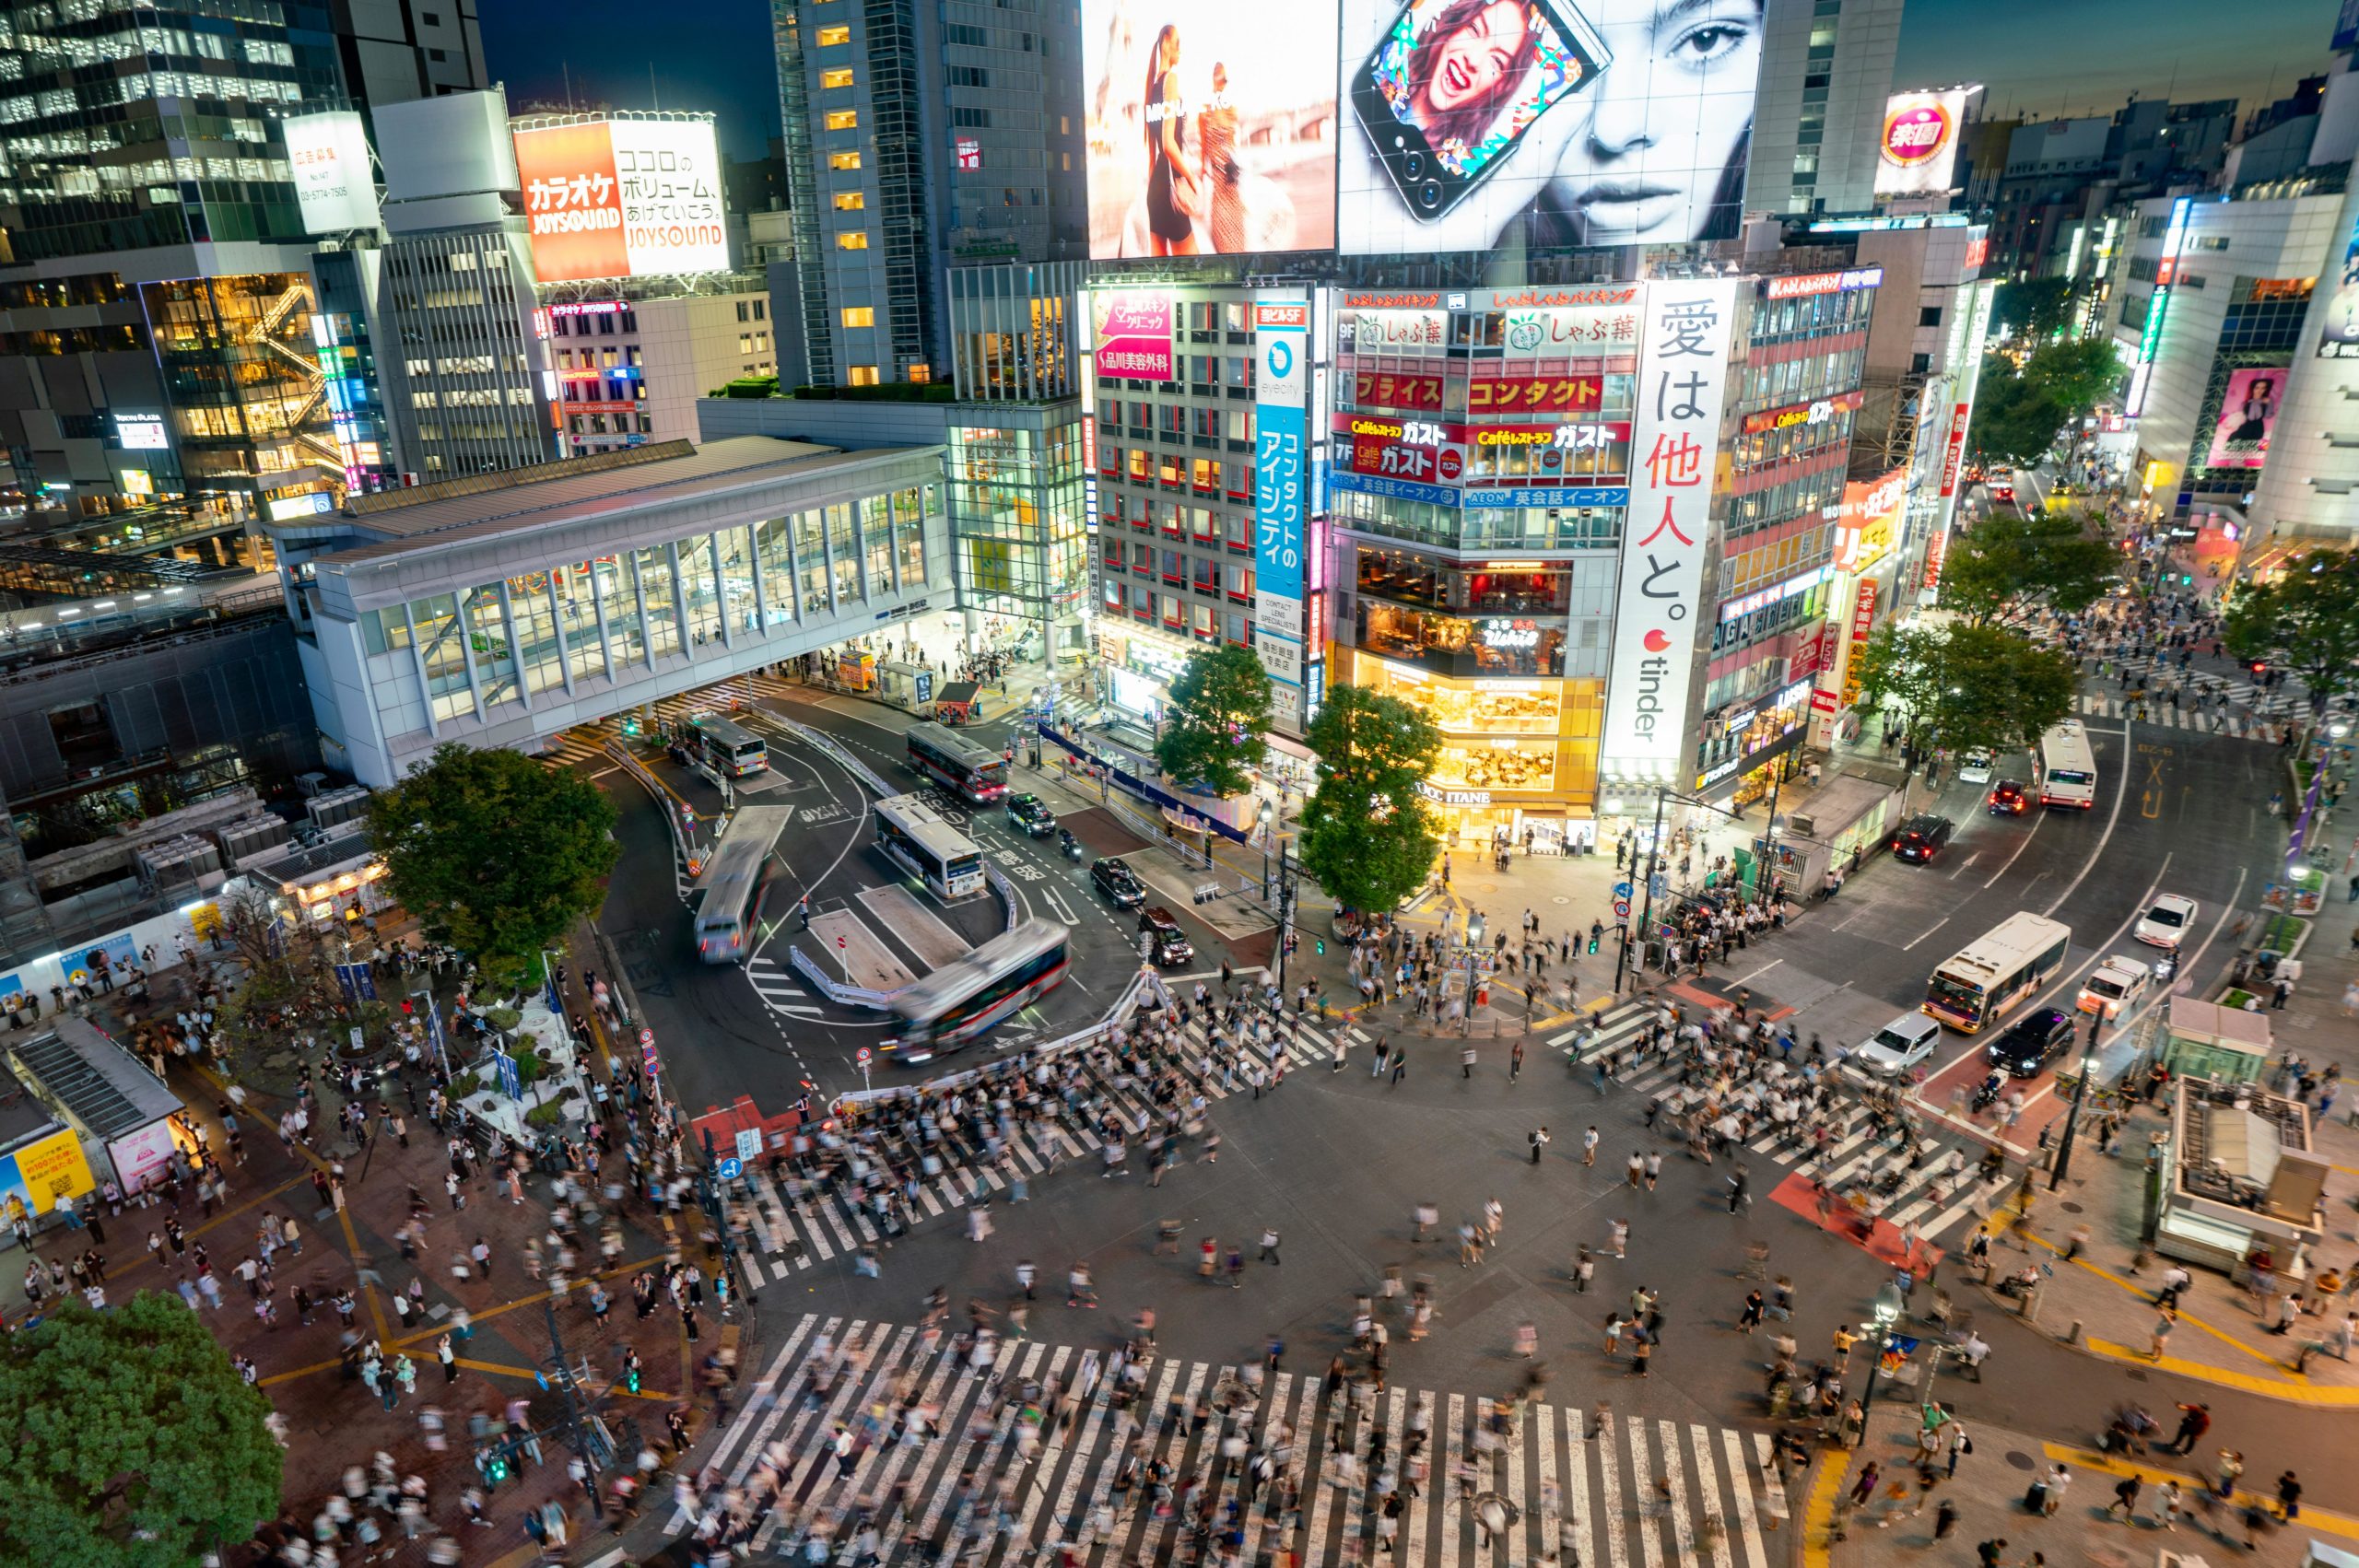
left=2204, top=365, right=2286, bottom=468
left=2319, top=209, right=2359, bottom=358
left=1336, top=0, right=1761, bottom=255
left=1872, top=88, right=1970, bottom=196
left=1252, top=298, right=1311, bottom=650
left=283, top=111, right=381, bottom=233
left=513, top=117, right=728, bottom=284
left=0, top=1129, right=95, bottom=1224
left=1084, top=0, right=1339, bottom=257
left=1089, top=292, right=1177, bottom=380
left=1599, top=279, right=1736, bottom=780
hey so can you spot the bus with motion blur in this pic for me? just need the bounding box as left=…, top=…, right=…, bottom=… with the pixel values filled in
left=690, top=713, right=769, bottom=778
left=873, top=792, right=986, bottom=900
left=884, top=919, right=1069, bottom=1063
left=692, top=805, right=794, bottom=963
left=1924, top=910, right=2072, bottom=1032
left=905, top=720, right=1007, bottom=805
left=2036, top=720, right=2096, bottom=809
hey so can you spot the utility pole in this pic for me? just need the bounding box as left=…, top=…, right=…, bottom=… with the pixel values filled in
left=1614, top=788, right=1669, bottom=995
left=1273, top=844, right=1298, bottom=1000
left=698, top=1127, right=757, bottom=1306
left=2048, top=1012, right=2102, bottom=1191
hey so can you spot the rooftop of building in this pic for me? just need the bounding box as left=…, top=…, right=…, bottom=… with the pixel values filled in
left=311, top=436, right=936, bottom=568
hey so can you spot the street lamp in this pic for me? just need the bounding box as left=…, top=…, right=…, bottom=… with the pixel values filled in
left=1853, top=1281, right=1907, bottom=1431
left=2048, top=1012, right=2103, bottom=1191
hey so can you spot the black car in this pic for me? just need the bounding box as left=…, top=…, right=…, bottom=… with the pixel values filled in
left=1988, top=1006, right=2076, bottom=1077
left=1005, top=792, right=1056, bottom=837
left=1891, top=813, right=1955, bottom=863
left=1138, top=906, right=1193, bottom=965
left=1091, top=857, right=1145, bottom=908
left=1988, top=780, right=2029, bottom=815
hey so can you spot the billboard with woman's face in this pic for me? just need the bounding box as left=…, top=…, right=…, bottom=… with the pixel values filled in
left=2205, top=366, right=2285, bottom=470
left=1083, top=0, right=1340, bottom=257
left=1337, top=0, right=1762, bottom=255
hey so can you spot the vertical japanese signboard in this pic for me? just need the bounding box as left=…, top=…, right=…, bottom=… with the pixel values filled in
left=1253, top=295, right=1310, bottom=649
left=1599, top=280, right=1736, bottom=780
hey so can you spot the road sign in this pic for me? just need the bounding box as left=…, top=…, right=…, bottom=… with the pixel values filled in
left=495, top=1051, right=522, bottom=1100
left=349, top=1026, right=364, bottom=1052
left=1613, top=898, right=1631, bottom=918
left=1649, top=873, right=1667, bottom=898
left=1613, top=881, right=1633, bottom=899
left=856, top=1047, right=872, bottom=1064
left=734, top=1128, right=762, bottom=1163
left=640, top=1036, right=660, bottom=1077
left=638, top=1028, right=653, bottom=1047
left=715, top=1155, right=743, bottom=1182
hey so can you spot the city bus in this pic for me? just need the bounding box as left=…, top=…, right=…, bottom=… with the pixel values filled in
left=692, top=804, right=794, bottom=963
left=2036, top=720, right=2096, bottom=809
left=883, top=919, right=1069, bottom=1063
left=906, top=721, right=1007, bottom=804
left=1924, top=910, right=2072, bottom=1032
left=873, top=792, right=986, bottom=900
left=690, top=713, right=769, bottom=778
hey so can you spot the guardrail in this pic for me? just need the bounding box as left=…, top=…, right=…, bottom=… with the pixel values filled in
left=604, top=741, right=704, bottom=875
left=785, top=942, right=899, bottom=1010
left=828, top=965, right=1174, bottom=1110
left=767, top=712, right=897, bottom=798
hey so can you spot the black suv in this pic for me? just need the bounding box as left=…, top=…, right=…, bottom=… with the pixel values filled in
left=1988, top=1006, right=2076, bottom=1077
left=1138, top=906, right=1193, bottom=965
left=1091, top=857, right=1145, bottom=908
left=1891, top=813, right=1955, bottom=864
left=1005, top=793, right=1056, bottom=837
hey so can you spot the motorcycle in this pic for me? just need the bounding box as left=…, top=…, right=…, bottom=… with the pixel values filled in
left=1058, top=828, right=1084, bottom=862
left=1970, top=1071, right=2006, bottom=1113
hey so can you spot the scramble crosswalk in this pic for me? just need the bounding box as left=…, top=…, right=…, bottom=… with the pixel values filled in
left=722, top=992, right=2002, bottom=1288
left=1548, top=1002, right=2008, bottom=1250
left=703, top=1313, right=1799, bottom=1568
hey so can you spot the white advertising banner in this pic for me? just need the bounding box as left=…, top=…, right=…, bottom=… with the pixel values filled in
left=1599, top=279, right=1737, bottom=780
left=1873, top=88, right=1971, bottom=197
left=284, top=111, right=381, bottom=233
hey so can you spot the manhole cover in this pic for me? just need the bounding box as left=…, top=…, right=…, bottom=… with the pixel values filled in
left=2005, top=1450, right=2036, bottom=1471
left=2060, top=1201, right=2084, bottom=1213
left=1552, top=895, right=1571, bottom=905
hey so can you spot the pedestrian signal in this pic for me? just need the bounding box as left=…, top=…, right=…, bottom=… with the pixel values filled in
left=1587, top=932, right=1600, bottom=954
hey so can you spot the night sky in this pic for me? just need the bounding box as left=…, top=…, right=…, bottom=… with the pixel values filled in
left=477, top=0, right=2345, bottom=162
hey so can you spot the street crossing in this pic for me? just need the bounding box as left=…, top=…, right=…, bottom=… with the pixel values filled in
left=1548, top=1002, right=2009, bottom=1249
left=699, top=1312, right=1799, bottom=1568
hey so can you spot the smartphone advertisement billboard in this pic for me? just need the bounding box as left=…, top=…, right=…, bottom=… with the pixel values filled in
left=2204, top=366, right=2285, bottom=469
left=1337, top=0, right=1761, bottom=256
left=513, top=117, right=728, bottom=284
left=1873, top=88, right=1970, bottom=196
left=1084, top=0, right=1339, bottom=257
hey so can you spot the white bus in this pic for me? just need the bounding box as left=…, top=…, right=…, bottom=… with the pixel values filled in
left=690, top=713, right=769, bottom=778
left=906, top=721, right=1008, bottom=804
left=692, top=804, right=795, bottom=963
left=1924, top=910, right=2072, bottom=1032
left=874, top=792, right=986, bottom=900
left=2036, top=720, right=2096, bottom=809
left=884, top=919, right=1070, bottom=1063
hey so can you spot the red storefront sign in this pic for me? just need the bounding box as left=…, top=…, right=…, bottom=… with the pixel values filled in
left=1740, top=388, right=1864, bottom=437
left=1351, top=370, right=1445, bottom=412
left=1467, top=373, right=1603, bottom=415
left=1937, top=401, right=1971, bottom=497
left=1850, top=581, right=1880, bottom=642
left=1809, top=688, right=1840, bottom=715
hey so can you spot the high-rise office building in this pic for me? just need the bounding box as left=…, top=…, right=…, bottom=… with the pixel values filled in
left=1747, top=0, right=1904, bottom=218
left=769, top=0, right=1086, bottom=388
left=0, top=0, right=487, bottom=517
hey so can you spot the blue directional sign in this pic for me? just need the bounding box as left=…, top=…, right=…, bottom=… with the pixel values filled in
left=716, top=1156, right=744, bottom=1182
left=1613, top=881, right=1633, bottom=899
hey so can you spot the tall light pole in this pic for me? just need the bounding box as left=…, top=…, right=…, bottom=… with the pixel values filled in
left=1614, top=787, right=1669, bottom=996
left=2048, top=1012, right=2103, bottom=1191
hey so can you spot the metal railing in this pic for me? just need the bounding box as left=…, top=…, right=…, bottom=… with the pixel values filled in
left=829, top=965, right=1173, bottom=1109
left=767, top=712, right=898, bottom=798
left=785, top=942, right=899, bottom=1010
left=603, top=741, right=700, bottom=875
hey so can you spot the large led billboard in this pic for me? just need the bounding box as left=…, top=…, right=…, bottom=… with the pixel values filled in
left=1083, top=0, right=1339, bottom=257
left=284, top=111, right=381, bottom=233
left=1337, top=0, right=1760, bottom=255
left=2205, top=366, right=2284, bottom=469
left=1873, top=88, right=1969, bottom=196
left=513, top=117, right=728, bottom=284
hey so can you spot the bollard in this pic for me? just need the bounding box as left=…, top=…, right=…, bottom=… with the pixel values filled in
left=2065, top=1317, right=2083, bottom=1345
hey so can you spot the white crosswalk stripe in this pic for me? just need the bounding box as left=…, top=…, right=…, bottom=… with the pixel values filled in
left=698, top=1315, right=1801, bottom=1567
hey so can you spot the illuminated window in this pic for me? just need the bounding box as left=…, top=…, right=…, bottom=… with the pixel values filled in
left=821, top=67, right=854, bottom=88
left=832, top=192, right=864, bottom=211
left=837, top=232, right=869, bottom=250
left=829, top=151, right=862, bottom=170
left=816, top=25, right=850, bottom=45
left=826, top=110, right=858, bottom=131
left=841, top=307, right=875, bottom=327
left=848, top=366, right=881, bottom=387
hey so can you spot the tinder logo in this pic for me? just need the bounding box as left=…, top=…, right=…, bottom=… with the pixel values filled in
left=1642, top=628, right=1672, bottom=653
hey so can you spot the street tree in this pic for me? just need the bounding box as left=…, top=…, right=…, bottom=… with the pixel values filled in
left=1854, top=621, right=2077, bottom=760
left=1153, top=644, right=1273, bottom=798
left=367, top=742, right=618, bottom=991
left=0, top=1293, right=282, bottom=1566
left=1991, top=277, right=2079, bottom=343
left=1937, top=509, right=2117, bottom=626
left=1967, top=339, right=2125, bottom=468
left=1297, top=685, right=1442, bottom=915
left=2223, top=549, right=2359, bottom=727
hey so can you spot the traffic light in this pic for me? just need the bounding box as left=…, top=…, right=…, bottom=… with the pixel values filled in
left=625, top=1364, right=640, bottom=1394
left=621, top=714, right=641, bottom=736
left=1587, top=931, right=1600, bottom=954
left=482, top=1446, right=510, bottom=1484
left=2249, top=660, right=2270, bottom=679
left=1315, top=938, right=1325, bottom=956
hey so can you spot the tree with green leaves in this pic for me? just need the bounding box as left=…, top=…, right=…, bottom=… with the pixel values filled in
left=0, top=1293, right=283, bottom=1565
left=1297, top=685, right=1442, bottom=915
left=1153, top=645, right=1272, bottom=798
left=367, top=742, right=618, bottom=990
left=1991, top=277, right=2079, bottom=344
left=1968, top=338, right=2127, bottom=469
left=1937, top=509, right=2118, bottom=626
left=2223, top=550, right=2359, bottom=728
left=1854, top=621, right=2077, bottom=760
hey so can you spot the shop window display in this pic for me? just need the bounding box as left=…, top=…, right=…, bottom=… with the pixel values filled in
left=1356, top=600, right=1564, bottom=679
left=1430, top=737, right=1555, bottom=793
